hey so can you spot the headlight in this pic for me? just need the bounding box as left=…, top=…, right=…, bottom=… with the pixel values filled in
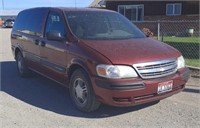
left=177, top=56, right=185, bottom=69
left=96, top=64, right=138, bottom=79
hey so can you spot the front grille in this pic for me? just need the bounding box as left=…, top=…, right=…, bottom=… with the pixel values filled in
left=133, top=58, right=177, bottom=79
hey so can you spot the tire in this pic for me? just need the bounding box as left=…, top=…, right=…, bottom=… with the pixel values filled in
left=16, top=52, right=31, bottom=77
left=69, top=69, right=100, bottom=112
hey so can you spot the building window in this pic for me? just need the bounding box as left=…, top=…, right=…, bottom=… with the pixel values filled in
left=118, top=5, right=144, bottom=21
left=166, top=3, right=182, bottom=16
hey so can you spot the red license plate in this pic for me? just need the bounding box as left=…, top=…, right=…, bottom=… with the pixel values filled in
left=157, top=80, right=173, bottom=94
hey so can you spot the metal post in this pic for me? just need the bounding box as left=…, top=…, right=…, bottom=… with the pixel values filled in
left=157, top=21, right=160, bottom=41
left=75, top=0, right=77, bottom=8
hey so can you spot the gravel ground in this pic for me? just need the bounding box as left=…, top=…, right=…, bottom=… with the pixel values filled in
left=0, top=28, right=200, bottom=128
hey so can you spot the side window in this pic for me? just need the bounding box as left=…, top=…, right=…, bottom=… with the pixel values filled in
left=118, top=5, right=144, bottom=21
left=45, top=11, right=66, bottom=37
left=166, top=3, right=182, bottom=16
left=14, top=9, right=47, bottom=36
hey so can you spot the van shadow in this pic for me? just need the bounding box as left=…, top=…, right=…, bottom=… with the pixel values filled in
left=1, top=61, right=158, bottom=118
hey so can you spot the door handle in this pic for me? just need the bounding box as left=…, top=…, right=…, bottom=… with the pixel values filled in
left=40, top=41, right=46, bottom=47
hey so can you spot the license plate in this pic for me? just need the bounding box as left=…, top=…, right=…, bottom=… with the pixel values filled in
left=157, top=80, right=173, bottom=94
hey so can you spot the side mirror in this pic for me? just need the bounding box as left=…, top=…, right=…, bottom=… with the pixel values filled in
left=46, top=31, right=66, bottom=42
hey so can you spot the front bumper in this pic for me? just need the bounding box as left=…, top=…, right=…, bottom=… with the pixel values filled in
left=91, top=67, right=190, bottom=106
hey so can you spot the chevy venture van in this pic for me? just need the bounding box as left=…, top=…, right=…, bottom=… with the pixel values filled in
left=11, top=7, right=190, bottom=112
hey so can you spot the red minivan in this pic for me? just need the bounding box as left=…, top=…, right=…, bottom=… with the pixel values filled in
left=11, top=7, right=190, bottom=112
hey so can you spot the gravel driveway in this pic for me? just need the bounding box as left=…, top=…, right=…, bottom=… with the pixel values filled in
left=0, top=28, right=199, bottom=128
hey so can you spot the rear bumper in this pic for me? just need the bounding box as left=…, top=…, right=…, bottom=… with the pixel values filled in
left=91, top=67, right=190, bottom=106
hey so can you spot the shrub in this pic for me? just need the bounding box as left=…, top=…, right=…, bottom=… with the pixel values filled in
left=142, top=28, right=154, bottom=37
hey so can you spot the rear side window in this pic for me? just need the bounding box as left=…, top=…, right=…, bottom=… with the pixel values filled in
left=45, top=11, right=66, bottom=37
left=13, top=8, right=48, bottom=36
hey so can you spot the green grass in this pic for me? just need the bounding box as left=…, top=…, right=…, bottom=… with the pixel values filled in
left=185, top=59, right=200, bottom=67
left=153, top=36, right=200, bottom=67
left=156, top=36, right=199, bottom=43
left=162, top=37, right=200, bottom=67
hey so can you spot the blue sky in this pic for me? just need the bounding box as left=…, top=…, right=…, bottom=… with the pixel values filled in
left=1, top=0, right=93, bottom=10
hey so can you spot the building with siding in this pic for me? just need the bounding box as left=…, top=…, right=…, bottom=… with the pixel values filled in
left=89, top=0, right=199, bottom=37
left=101, top=0, right=199, bottom=21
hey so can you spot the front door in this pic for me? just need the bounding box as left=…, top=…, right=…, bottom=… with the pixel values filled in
left=39, top=10, right=69, bottom=85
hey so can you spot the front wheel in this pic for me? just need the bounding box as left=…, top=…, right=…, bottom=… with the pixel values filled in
left=69, top=69, right=100, bottom=112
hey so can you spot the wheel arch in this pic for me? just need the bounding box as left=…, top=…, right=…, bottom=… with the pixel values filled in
left=14, top=46, right=23, bottom=59
left=68, top=64, right=90, bottom=81
left=67, top=58, right=94, bottom=85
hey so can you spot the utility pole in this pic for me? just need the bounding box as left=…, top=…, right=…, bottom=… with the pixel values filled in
left=75, top=0, right=77, bottom=8
left=2, top=0, right=4, bottom=10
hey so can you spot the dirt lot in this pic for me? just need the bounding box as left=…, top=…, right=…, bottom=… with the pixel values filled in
left=0, top=28, right=200, bottom=128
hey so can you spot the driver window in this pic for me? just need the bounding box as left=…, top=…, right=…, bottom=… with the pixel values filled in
left=45, top=11, right=66, bottom=37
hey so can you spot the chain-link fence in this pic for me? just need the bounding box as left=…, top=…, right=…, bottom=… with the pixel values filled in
left=134, top=20, right=200, bottom=68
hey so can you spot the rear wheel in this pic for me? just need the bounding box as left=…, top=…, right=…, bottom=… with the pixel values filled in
left=16, top=52, right=30, bottom=77
left=69, top=69, right=100, bottom=112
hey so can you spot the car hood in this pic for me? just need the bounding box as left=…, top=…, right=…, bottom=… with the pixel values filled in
left=81, top=38, right=181, bottom=65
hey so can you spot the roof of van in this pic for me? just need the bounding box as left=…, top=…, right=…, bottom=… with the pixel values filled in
left=21, top=7, right=115, bottom=13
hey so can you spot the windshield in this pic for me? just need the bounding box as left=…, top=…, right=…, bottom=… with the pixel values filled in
left=65, top=11, right=146, bottom=40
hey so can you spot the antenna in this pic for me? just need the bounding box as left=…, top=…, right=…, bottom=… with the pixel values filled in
left=75, top=0, right=77, bottom=8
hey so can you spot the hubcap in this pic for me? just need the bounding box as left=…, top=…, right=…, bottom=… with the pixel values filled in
left=73, top=78, right=88, bottom=105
